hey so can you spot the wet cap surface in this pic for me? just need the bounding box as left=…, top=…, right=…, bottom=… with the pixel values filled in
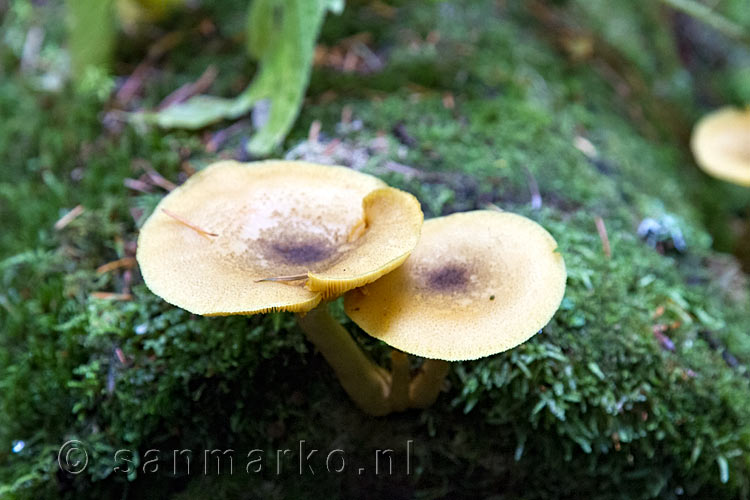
left=691, top=107, right=750, bottom=186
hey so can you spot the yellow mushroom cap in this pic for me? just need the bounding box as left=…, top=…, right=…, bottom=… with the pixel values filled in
left=691, top=106, right=750, bottom=186
left=136, top=160, right=423, bottom=316
left=344, top=210, right=566, bottom=361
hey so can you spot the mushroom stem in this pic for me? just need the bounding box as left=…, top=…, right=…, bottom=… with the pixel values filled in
left=389, top=351, right=411, bottom=412
left=296, top=304, right=393, bottom=416
left=409, top=359, right=451, bottom=408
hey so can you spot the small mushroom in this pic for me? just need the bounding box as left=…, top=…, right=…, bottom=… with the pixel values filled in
left=137, top=160, right=422, bottom=314
left=137, top=160, right=423, bottom=415
left=691, top=106, right=750, bottom=186
left=344, top=210, right=566, bottom=408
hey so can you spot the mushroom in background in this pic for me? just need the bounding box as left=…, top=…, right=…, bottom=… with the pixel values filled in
left=691, top=106, right=750, bottom=271
left=691, top=106, right=750, bottom=186
left=137, top=160, right=423, bottom=416
left=345, top=210, right=567, bottom=409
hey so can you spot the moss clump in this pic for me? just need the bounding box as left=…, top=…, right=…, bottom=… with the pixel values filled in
left=2, top=1, right=750, bottom=499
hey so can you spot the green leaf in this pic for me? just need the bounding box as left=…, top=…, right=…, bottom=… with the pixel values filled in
left=531, top=398, right=547, bottom=416
left=690, top=440, right=702, bottom=466
left=572, top=436, right=592, bottom=454
left=587, top=361, right=606, bottom=381
left=136, top=0, right=343, bottom=156
left=244, top=0, right=334, bottom=155
left=247, top=0, right=282, bottom=60
left=694, top=307, right=725, bottom=330
left=146, top=95, right=251, bottom=130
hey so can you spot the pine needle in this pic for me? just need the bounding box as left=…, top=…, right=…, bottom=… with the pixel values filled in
left=162, top=209, right=218, bottom=239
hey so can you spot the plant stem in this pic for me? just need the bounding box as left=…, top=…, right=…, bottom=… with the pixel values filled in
left=389, top=351, right=411, bottom=412
left=296, top=304, right=392, bottom=416
left=409, top=359, right=451, bottom=408
left=66, top=0, right=116, bottom=80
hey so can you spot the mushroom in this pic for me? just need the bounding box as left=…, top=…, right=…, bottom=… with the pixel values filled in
left=137, top=160, right=423, bottom=415
left=691, top=106, right=750, bottom=186
left=344, top=210, right=567, bottom=408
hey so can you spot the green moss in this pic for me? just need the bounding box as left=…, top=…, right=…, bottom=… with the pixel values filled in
left=2, top=1, right=750, bottom=499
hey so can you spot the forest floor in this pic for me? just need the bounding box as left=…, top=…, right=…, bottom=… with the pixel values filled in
left=2, top=1, right=750, bottom=499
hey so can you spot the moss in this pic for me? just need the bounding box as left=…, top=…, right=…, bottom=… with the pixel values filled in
left=2, top=0, right=750, bottom=499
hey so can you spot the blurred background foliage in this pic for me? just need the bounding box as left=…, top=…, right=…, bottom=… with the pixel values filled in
left=1, top=0, right=750, bottom=498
